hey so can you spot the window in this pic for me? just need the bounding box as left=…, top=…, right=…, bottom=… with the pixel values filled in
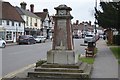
left=12, top=21, right=14, bottom=26
left=36, top=19, right=37, bottom=23
left=19, top=22, right=21, bottom=26
left=7, top=20, right=9, bottom=25
left=35, top=19, right=37, bottom=26
left=30, top=17, right=32, bottom=26
left=26, top=16, right=28, bottom=26
left=34, top=23, right=37, bottom=26
left=6, top=31, right=12, bottom=40
left=0, top=19, right=2, bottom=25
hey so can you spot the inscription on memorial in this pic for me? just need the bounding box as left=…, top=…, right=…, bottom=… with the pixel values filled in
left=56, top=19, right=67, bottom=49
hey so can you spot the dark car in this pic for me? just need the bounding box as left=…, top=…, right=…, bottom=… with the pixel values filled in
left=17, top=35, right=36, bottom=45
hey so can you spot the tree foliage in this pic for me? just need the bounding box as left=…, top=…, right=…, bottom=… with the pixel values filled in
left=95, top=2, right=120, bottom=31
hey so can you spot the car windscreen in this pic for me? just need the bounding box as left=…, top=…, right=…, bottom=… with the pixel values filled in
left=86, top=35, right=93, bottom=37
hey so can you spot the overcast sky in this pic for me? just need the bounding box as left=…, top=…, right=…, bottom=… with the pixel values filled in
left=3, top=0, right=113, bottom=24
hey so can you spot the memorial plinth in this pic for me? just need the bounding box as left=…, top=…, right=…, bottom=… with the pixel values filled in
left=47, top=50, right=75, bottom=64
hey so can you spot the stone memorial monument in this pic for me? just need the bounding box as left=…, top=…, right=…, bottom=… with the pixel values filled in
left=47, top=4, right=75, bottom=64
left=28, top=4, right=92, bottom=79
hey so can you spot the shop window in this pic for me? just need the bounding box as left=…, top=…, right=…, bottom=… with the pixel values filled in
left=6, top=32, right=12, bottom=40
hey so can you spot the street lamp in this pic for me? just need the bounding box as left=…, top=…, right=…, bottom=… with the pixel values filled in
left=94, top=0, right=97, bottom=46
left=95, top=0, right=97, bottom=34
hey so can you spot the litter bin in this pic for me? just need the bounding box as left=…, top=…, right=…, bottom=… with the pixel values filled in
left=85, top=41, right=95, bottom=57
left=88, top=41, right=95, bottom=48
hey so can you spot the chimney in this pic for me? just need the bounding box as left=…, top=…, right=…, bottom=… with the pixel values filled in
left=89, top=21, right=91, bottom=26
left=76, top=20, right=79, bottom=25
left=20, top=2, right=27, bottom=10
left=30, top=4, right=34, bottom=12
left=43, top=9, right=48, bottom=12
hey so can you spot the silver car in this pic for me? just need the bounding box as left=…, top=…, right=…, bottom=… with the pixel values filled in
left=34, top=36, right=46, bottom=43
left=84, top=34, right=96, bottom=43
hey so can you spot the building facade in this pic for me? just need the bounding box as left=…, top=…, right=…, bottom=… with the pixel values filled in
left=16, top=2, right=42, bottom=36
left=72, top=21, right=94, bottom=38
left=0, top=1, right=24, bottom=42
left=35, top=9, right=51, bottom=39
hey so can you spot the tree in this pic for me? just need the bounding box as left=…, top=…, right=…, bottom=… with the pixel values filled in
left=95, top=2, right=120, bottom=44
left=95, top=2, right=119, bottom=30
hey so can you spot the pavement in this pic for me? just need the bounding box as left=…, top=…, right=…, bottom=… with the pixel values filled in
left=91, top=39, right=119, bottom=79
left=3, top=39, right=119, bottom=79
left=6, top=42, right=17, bottom=46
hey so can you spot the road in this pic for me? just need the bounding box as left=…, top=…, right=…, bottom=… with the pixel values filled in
left=2, top=39, right=86, bottom=77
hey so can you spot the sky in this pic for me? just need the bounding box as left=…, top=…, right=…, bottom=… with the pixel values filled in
left=3, top=0, right=113, bottom=24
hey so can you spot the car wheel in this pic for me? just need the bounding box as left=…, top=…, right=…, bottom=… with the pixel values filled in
left=84, top=41, right=87, bottom=43
left=34, top=41, right=36, bottom=44
left=2, top=43, right=6, bottom=48
left=40, top=40, right=41, bottom=43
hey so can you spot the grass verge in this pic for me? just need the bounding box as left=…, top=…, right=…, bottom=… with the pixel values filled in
left=110, top=46, right=120, bottom=64
left=79, top=57, right=95, bottom=64
left=78, top=47, right=97, bottom=64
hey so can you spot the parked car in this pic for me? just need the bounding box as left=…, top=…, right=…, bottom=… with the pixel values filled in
left=84, top=34, right=96, bottom=43
left=0, top=38, right=6, bottom=48
left=34, top=36, right=46, bottom=43
left=17, top=35, right=36, bottom=45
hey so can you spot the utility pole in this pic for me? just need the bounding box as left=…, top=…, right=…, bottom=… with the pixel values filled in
left=95, top=0, right=97, bottom=34
left=94, top=0, right=97, bottom=46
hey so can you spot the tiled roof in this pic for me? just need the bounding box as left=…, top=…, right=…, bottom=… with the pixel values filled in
left=34, top=12, right=48, bottom=21
left=72, top=24, right=94, bottom=31
left=1, top=2, right=24, bottom=22
left=15, top=6, right=40, bottom=19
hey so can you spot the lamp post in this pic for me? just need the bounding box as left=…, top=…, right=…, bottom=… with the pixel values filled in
left=95, top=0, right=97, bottom=34
left=94, top=0, right=97, bottom=46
